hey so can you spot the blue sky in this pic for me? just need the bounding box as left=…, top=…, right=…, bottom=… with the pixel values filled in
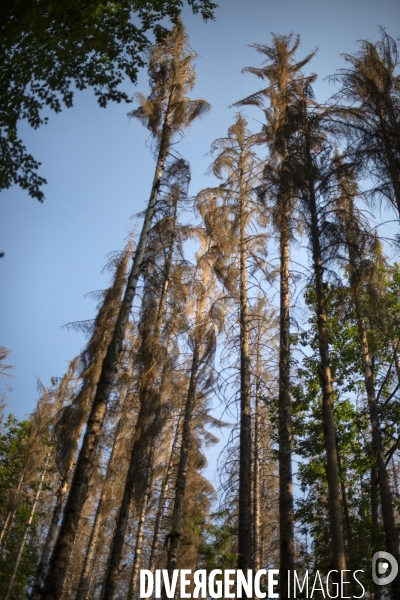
left=1, top=0, right=399, bottom=432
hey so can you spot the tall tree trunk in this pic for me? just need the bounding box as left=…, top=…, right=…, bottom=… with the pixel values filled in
left=148, top=412, right=181, bottom=572
left=278, top=209, right=295, bottom=597
left=308, top=183, right=347, bottom=575
left=253, top=375, right=261, bottom=574
left=336, top=439, right=356, bottom=598
left=39, top=109, right=172, bottom=600
left=371, top=465, right=381, bottom=600
left=0, top=469, right=26, bottom=559
left=238, top=171, right=253, bottom=573
left=3, top=454, right=50, bottom=600
left=128, top=449, right=155, bottom=599
left=165, top=341, right=200, bottom=577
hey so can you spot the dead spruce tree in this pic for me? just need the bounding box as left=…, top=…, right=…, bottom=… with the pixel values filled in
left=234, top=35, right=316, bottom=595
left=31, top=242, right=132, bottom=599
left=331, top=30, right=400, bottom=217
left=250, top=297, right=279, bottom=573
left=164, top=257, right=223, bottom=582
left=39, top=22, right=209, bottom=600
left=196, top=113, right=268, bottom=572
left=286, top=90, right=348, bottom=576
left=99, top=159, right=191, bottom=600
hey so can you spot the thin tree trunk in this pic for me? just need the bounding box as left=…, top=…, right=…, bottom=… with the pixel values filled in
left=0, top=511, right=13, bottom=552
left=3, top=454, right=50, bottom=600
left=0, top=469, right=26, bottom=559
left=278, top=209, right=295, bottom=598
left=371, top=465, right=381, bottom=600
left=165, top=341, right=200, bottom=577
left=253, top=376, right=261, bottom=574
left=148, top=412, right=181, bottom=572
left=238, top=170, right=253, bottom=573
left=308, top=183, right=347, bottom=575
left=128, top=448, right=155, bottom=599
left=39, top=109, right=172, bottom=600
left=336, top=439, right=356, bottom=598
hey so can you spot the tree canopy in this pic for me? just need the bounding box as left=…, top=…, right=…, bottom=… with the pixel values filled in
left=0, top=0, right=217, bottom=201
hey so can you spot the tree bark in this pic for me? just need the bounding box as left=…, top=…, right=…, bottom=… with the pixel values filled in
left=253, top=374, right=261, bottom=574
left=278, top=209, right=295, bottom=597
left=371, top=465, right=381, bottom=600
left=238, top=166, right=253, bottom=574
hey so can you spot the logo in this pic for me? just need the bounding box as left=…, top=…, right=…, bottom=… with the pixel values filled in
left=372, top=551, right=398, bottom=586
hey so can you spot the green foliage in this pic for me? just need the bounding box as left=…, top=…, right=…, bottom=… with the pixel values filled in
left=197, top=511, right=237, bottom=572
left=0, top=414, right=52, bottom=599
left=0, top=0, right=217, bottom=200
left=0, top=416, right=40, bottom=598
left=291, top=285, right=388, bottom=594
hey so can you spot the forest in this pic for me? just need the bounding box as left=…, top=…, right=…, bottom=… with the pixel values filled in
left=1, top=4, right=400, bottom=600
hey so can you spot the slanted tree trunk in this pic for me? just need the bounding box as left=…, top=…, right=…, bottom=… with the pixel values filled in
left=4, top=454, right=50, bottom=600
left=165, top=340, right=200, bottom=577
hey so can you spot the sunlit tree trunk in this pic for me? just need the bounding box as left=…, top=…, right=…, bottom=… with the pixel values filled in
left=238, top=164, right=253, bottom=573
left=253, top=372, right=261, bottom=574
left=278, top=207, right=295, bottom=592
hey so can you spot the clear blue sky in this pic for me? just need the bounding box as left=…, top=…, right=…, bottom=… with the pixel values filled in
left=1, top=0, right=399, bottom=428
